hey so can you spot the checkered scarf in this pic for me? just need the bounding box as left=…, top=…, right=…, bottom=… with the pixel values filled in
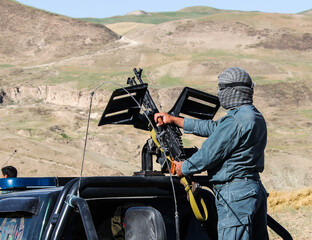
left=217, top=67, right=254, bottom=109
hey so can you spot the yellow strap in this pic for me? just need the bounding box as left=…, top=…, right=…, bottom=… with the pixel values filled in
left=150, top=128, right=174, bottom=163
left=150, top=128, right=208, bottom=221
left=150, top=128, right=161, bottom=149
left=180, top=177, right=208, bottom=221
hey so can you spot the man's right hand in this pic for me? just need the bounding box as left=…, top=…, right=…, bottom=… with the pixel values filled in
left=154, top=112, right=173, bottom=127
left=154, top=112, right=184, bottom=128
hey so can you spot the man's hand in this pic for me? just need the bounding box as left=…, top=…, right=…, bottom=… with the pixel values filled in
left=173, top=160, right=184, bottom=178
left=154, top=112, right=184, bottom=128
left=154, top=112, right=173, bottom=127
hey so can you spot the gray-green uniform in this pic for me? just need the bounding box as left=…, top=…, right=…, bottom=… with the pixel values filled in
left=181, top=67, right=268, bottom=239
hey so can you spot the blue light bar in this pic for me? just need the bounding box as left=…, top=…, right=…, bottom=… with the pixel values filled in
left=0, top=177, right=57, bottom=190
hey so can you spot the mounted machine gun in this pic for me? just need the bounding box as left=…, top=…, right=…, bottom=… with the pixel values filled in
left=98, top=68, right=220, bottom=175
left=98, top=68, right=220, bottom=222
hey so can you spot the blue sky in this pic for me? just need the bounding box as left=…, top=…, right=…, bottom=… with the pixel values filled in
left=16, top=0, right=312, bottom=18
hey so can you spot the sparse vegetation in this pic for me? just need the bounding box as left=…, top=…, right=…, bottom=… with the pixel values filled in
left=0, top=64, right=14, bottom=69
left=268, top=206, right=312, bottom=239
left=82, top=8, right=221, bottom=25
left=297, top=109, right=312, bottom=119
left=45, top=68, right=133, bottom=90
left=157, top=75, right=185, bottom=87
left=267, top=189, right=312, bottom=239
left=0, top=1, right=312, bottom=238
left=60, top=132, right=71, bottom=140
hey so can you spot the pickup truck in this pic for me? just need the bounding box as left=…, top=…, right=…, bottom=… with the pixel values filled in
left=0, top=175, right=220, bottom=239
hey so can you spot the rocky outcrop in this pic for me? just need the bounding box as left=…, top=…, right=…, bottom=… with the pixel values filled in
left=1, top=85, right=109, bottom=108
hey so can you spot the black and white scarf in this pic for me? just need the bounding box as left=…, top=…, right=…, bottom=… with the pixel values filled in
left=217, top=67, right=254, bottom=109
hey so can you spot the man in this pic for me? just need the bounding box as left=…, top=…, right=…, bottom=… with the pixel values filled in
left=154, top=67, right=268, bottom=239
left=2, top=165, right=18, bottom=178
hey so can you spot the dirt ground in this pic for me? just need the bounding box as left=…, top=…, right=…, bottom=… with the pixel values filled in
left=1, top=1, right=312, bottom=238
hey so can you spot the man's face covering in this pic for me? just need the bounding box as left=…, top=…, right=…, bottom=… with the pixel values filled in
left=217, top=67, right=254, bottom=109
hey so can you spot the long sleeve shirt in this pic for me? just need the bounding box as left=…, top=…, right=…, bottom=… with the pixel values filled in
left=181, top=104, right=267, bottom=183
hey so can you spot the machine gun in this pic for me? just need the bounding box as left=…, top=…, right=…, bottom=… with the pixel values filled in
left=99, top=68, right=220, bottom=221
left=131, top=68, right=197, bottom=173
left=99, top=68, right=220, bottom=174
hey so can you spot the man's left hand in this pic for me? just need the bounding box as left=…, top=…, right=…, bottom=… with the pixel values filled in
left=173, top=161, right=184, bottom=178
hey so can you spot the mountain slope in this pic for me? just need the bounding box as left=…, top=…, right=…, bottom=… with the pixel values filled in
left=0, top=4, right=311, bottom=238
left=299, top=9, right=312, bottom=16
left=82, top=6, right=223, bottom=25
left=0, top=2, right=311, bottom=195
left=0, top=0, right=120, bottom=64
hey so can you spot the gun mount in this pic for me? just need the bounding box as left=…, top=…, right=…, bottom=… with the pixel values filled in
left=98, top=68, right=220, bottom=175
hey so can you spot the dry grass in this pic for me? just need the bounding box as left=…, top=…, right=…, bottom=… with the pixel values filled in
left=268, top=188, right=312, bottom=211
left=268, top=188, right=312, bottom=239
left=106, top=22, right=153, bottom=35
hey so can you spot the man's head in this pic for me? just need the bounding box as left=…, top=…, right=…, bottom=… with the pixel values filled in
left=217, top=67, right=254, bottom=109
left=2, top=166, right=17, bottom=178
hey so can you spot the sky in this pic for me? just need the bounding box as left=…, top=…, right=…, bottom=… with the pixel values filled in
left=16, top=0, right=312, bottom=18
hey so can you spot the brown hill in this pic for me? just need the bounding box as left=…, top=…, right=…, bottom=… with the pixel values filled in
left=300, top=9, right=312, bottom=16
left=0, top=4, right=311, bottom=238
left=0, top=0, right=119, bottom=65
left=0, top=1, right=311, bottom=196
left=125, top=11, right=312, bottom=53
left=126, top=10, right=149, bottom=16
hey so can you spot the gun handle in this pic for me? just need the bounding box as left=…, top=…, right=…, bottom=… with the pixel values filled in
left=157, top=116, right=164, bottom=125
left=156, top=117, right=165, bottom=132
left=170, top=161, right=176, bottom=175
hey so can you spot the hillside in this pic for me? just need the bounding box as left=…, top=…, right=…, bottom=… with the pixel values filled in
left=0, top=2, right=311, bottom=190
left=81, top=6, right=222, bottom=25
left=0, top=0, right=119, bottom=65
left=0, top=2, right=312, bottom=237
left=300, top=9, right=312, bottom=16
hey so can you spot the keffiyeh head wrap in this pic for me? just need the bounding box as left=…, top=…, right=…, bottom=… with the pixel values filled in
left=217, top=67, right=254, bottom=109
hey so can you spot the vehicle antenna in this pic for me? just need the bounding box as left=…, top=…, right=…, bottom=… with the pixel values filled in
left=2, top=149, right=17, bottom=168
left=165, top=159, right=180, bottom=240
left=77, top=80, right=156, bottom=196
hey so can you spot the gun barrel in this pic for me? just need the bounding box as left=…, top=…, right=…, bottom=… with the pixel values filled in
left=133, top=68, right=144, bottom=84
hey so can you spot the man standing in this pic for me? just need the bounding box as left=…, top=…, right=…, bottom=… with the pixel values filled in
left=155, top=67, right=268, bottom=239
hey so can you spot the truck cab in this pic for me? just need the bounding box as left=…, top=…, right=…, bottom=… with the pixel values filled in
left=0, top=176, right=217, bottom=239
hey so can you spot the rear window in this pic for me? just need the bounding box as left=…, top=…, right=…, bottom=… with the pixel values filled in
left=0, top=213, right=32, bottom=240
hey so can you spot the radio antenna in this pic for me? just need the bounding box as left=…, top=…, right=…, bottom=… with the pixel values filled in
left=77, top=80, right=154, bottom=197
left=2, top=149, right=17, bottom=168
